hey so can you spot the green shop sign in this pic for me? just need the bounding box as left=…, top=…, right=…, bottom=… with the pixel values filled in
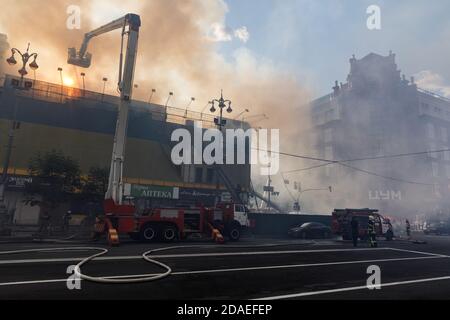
left=125, top=184, right=180, bottom=199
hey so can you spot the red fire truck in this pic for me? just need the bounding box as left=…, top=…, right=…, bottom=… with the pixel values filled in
left=94, top=200, right=250, bottom=245
left=69, top=14, right=251, bottom=246
left=331, top=208, right=394, bottom=241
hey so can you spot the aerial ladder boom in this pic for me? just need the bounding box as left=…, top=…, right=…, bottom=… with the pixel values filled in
left=68, top=13, right=141, bottom=205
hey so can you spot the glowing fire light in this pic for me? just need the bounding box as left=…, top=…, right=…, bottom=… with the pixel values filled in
left=63, top=77, right=74, bottom=86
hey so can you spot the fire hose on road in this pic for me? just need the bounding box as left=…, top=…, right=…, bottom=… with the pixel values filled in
left=0, top=243, right=317, bottom=285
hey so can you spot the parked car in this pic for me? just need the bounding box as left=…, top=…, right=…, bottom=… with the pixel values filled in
left=288, top=222, right=332, bottom=239
left=424, top=222, right=450, bottom=236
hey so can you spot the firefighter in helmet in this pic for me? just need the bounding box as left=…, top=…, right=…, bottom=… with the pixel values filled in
left=368, top=215, right=378, bottom=248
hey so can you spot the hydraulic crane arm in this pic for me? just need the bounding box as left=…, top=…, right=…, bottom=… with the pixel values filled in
left=68, top=13, right=141, bottom=205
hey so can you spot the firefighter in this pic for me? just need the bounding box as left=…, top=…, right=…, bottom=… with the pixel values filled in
left=368, top=215, right=378, bottom=248
left=406, top=219, right=411, bottom=240
left=38, top=209, right=51, bottom=236
left=351, top=216, right=359, bottom=247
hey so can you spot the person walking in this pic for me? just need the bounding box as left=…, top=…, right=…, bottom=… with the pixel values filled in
left=351, top=216, right=359, bottom=247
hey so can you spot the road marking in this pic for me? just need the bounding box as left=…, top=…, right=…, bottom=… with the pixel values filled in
left=0, top=247, right=409, bottom=265
left=254, top=275, right=450, bottom=300
left=388, top=247, right=448, bottom=257
left=0, top=255, right=445, bottom=287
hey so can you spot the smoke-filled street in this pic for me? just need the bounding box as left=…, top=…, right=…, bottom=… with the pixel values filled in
left=0, top=235, right=449, bottom=300
left=1, top=0, right=450, bottom=309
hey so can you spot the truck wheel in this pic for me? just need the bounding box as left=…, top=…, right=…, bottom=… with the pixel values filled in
left=227, top=223, right=241, bottom=241
left=162, top=225, right=178, bottom=242
left=140, top=224, right=159, bottom=242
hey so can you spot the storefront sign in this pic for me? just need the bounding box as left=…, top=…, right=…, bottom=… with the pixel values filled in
left=125, top=184, right=179, bottom=199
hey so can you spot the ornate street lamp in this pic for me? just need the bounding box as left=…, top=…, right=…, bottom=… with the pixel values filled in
left=210, top=90, right=232, bottom=131
left=6, top=43, right=39, bottom=84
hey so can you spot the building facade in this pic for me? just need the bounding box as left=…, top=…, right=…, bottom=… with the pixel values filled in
left=0, top=75, right=251, bottom=224
left=311, top=52, right=450, bottom=217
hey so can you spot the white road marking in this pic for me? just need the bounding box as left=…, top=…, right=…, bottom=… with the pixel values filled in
left=0, top=255, right=445, bottom=287
left=254, top=275, right=450, bottom=300
left=388, top=247, right=448, bottom=257
left=0, top=247, right=412, bottom=265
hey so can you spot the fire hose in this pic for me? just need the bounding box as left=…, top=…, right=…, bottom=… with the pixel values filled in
left=0, top=243, right=315, bottom=285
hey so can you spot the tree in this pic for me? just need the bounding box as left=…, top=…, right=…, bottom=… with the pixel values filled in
left=25, top=150, right=81, bottom=209
left=81, top=166, right=109, bottom=200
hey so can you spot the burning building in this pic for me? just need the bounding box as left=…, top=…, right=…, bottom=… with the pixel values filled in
left=0, top=75, right=250, bottom=224
left=310, top=52, right=450, bottom=217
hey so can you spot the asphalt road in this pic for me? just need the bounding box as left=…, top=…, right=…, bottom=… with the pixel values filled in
left=0, top=234, right=450, bottom=300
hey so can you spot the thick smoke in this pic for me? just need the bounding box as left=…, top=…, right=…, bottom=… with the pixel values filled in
left=0, top=0, right=314, bottom=209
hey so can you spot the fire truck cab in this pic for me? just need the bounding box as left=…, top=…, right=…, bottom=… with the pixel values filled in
left=332, top=208, right=394, bottom=241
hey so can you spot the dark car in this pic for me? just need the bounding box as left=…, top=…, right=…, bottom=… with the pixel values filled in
left=288, top=222, right=332, bottom=239
left=424, top=222, right=450, bottom=236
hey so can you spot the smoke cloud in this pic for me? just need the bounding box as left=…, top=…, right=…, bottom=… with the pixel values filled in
left=0, top=0, right=314, bottom=209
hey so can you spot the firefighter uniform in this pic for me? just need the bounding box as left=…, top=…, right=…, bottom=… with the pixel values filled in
left=406, top=220, right=411, bottom=239
left=368, top=216, right=378, bottom=248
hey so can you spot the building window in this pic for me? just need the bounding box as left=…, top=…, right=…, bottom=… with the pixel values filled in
left=429, top=142, right=438, bottom=158
left=432, top=162, right=439, bottom=178
left=427, top=123, right=435, bottom=140
left=434, top=183, right=441, bottom=198
left=324, top=128, right=333, bottom=143
left=195, top=168, right=203, bottom=183
left=441, top=127, right=448, bottom=142
left=444, top=151, right=450, bottom=161
left=324, top=146, right=333, bottom=177
left=325, top=146, right=333, bottom=160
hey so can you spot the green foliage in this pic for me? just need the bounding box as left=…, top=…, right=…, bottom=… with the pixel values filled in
left=25, top=150, right=82, bottom=206
left=81, top=166, right=109, bottom=200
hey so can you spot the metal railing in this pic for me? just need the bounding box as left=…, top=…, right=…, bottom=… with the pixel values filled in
left=2, top=75, right=245, bottom=129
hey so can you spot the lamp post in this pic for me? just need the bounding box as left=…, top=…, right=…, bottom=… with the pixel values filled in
left=294, top=186, right=332, bottom=213
left=210, top=91, right=233, bottom=204
left=210, top=90, right=232, bottom=132
left=164, top=92, right=173, bottom=121
left=80, top=72, right=86, bottom=96
left=1, top=44, right=39, bottom=222
left=148, top=88, right=156, bottom=104
left=185, top=97, right=195, bottom=118
left=233, top=108, right=249, bottom=120
left=6, top=43, right=39, bottom=84
left=101, top=77, right=108, bottom=101
left=57, top=67, right=63, bottom=101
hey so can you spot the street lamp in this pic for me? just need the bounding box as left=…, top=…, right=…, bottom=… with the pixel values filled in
left=233, top=108, right=250, bottom=120
left=57, top=67, right=64, bottom=101
left=101, top=77, right=108, bottom=101
left=6, top=43, right=39, bottom=83
left=185, top=97, right=195, bottom=118
left=80, top=72, right=86, bottom=96
left=165, top=92, right=174, bottom=108
left=1, top=44, right=39, bottom=223
left=164, top=92, right=174, bottom=121
left=148, top=88, right=156, bottom=104
left=294, top=186, right=333, bottom=213
left=210, top=90, right=232, bottom=131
